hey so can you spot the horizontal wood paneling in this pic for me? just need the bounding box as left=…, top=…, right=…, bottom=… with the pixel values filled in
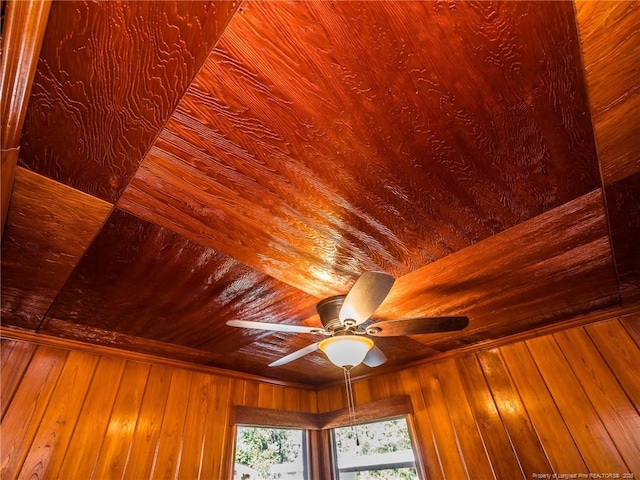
left=377, top=190, right=619, bottom=351
left=1, top=167, right=112, bottom=330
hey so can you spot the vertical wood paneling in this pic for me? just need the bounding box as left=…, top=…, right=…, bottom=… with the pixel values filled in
left=526, top=335, right=629, bottom=473
left=92, top=361, right=150, bottom=479
left=554, top=327, right=640, bottom=472
left=178, top=372, right=213, bottom=480
left=417, top=364, right=467, bottom=480
left=398, top=368, right=444, bottom=480
left=151, top=369, right=193, bottom=480
left=0, top=340, right=36, bottom=420
left=586, top=319, right=640, bottom=410
left=455, top=354, right=524, bottom=479
left=2, top=315, right=639, bottom=480
left=19, top=350, right=99, bottom=479
left=476, top=349, right=554, bottom=476
left=200, top=376, right=232, bottom=480
left=499, top=342, right=588, bottom=473
left=436, top=359, right=495, bottom=480
left=123, top=364, right=173, bottom=480
left=56, top=356, right=127, bottom=480
left=621, top=315, right=640, bottom=348
left=1, top=346, right=68, bottom=480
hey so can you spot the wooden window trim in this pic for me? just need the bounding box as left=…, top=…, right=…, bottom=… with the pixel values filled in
left=232, top=396, right=415, bottom=480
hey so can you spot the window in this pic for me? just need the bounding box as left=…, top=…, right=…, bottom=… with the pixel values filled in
left=234, top=426, right=307, bottom=480
left=332, top=417, right=419, bottom=480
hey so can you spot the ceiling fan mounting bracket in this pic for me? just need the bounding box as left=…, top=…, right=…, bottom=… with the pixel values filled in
left=316, top=295, right=347, bottom=332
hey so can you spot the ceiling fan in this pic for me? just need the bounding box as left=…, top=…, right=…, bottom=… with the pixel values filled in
left=227, top=272, right=469, bottom=370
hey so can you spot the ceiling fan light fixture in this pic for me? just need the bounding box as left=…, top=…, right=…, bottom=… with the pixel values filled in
left=318, top=336, right=374, bottom=369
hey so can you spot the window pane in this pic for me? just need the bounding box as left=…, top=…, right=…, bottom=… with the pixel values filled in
left=333, top=417, right=418, bottom=480
left=234, top=426, right=307, bottom=480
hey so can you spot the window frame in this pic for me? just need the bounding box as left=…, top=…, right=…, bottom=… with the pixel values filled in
left=233, top=424, right=309, bottom=480
left=231, top=396, right=424, bottom=480
left=232, top=406, right=316, bottom=480
left=331, top=415, right=420, bottom=479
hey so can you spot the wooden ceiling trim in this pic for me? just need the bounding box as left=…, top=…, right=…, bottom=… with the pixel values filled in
left=0, top=325, right=316, bottom=390
left=43, top=208, right=320, bottom=354
left=377, top=190, right=618, bottom=347
left=574, top=1, right=640, bottom=185
left=120, top=0, right=600, bottom=299
left=1, top=167, right=112, bottom=330
left=18, top=0, right=240, bottom=203
left=344, top=303, right=640, bottom=386
left=0, top=0, right=51, bottom=233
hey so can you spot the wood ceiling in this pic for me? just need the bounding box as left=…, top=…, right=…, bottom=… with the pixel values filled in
left=2, top=1, right=638, bottom=386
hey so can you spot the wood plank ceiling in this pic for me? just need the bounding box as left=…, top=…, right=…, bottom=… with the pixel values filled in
left=2, top=0, right=638, bottom=385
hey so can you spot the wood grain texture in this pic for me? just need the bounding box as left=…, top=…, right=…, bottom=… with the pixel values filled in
left=621, top=314, right=640, bottom=348
left=92, top=361, right=150, bottom=479
left=435, top=359, right=495, bottom=480
left=605, top=173, right=640, bottom=304
left=455, top=354, right=524, bottom=479
left=476, top=348, right=553, bottom=476
left=585, top=319, right=640, bottom=413
left=0, top=340, right=36, bottom=420
left=19, top=350, right=99, bottom=480
left=123, top=364, right=173, bottom=480
left=120, top=0, right=599, bottom=298
left=526, top=335, right=629, bottom=473
left=42, top=208, right=320, bottom=376
left=1, top=167, right=112, bottom=330
left=575, top=1, right=640, bottom=185
left=19, top=0, right=239, bottom=203
left=0, top=0, right=51, bottom=233
left=554, top=327, right=640, bottom=473
left=499, top=342, right=588, bottom=473
left=4, top=315, right=640, bottom=479
left=0, top=0, right=51, bottom=148
left=56, top=356, right=127, bottom=480
left=417, top=364, right=468, bottom=479
left=0, top=346, right=69, bottom=480
left=376, top=190, right=618, bottom=351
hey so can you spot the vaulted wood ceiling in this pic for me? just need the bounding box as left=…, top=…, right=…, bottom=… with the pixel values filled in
left=2, top=1, right=638, bottom=385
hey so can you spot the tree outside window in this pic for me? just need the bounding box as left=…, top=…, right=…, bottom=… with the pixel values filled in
left=234, top=426, right=307, bottom=480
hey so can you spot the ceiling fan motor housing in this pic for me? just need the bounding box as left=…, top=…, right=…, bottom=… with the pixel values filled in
left=316, top=295, right=348, bottom=332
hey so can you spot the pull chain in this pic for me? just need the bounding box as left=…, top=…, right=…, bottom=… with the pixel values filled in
left=343, top=367, right=360, bottom=446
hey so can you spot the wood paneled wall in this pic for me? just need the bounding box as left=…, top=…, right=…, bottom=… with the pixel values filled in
left=2, top=315, right=639, bottom=479
left=0, top=341, right=317, bottom=480
left=321, top=316, right=640, bottom=479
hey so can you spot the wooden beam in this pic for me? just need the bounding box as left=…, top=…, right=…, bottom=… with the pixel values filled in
left=233, top=406, right=320, bottom=430
left=318, top=396, right=413, bottom=430
left=0, top=0, right=51, bottom=234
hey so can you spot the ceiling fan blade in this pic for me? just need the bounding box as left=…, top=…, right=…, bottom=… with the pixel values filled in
left=269, top=342, right=320, bottom=367
left=363, top=345, right=388, bottom=368
left=367, top=316, right=470, bottom=337
left=226, top=320, right=323, bottom=334
left=339, top=271, right=395, bottom=325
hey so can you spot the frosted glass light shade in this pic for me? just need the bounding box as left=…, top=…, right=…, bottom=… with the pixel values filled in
left=318, top=336, right=374, bottom=368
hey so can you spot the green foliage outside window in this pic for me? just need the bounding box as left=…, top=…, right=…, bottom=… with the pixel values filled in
left=234, top=426, right=305, bottom=479
left=334, top=417, right=418, bottom=480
